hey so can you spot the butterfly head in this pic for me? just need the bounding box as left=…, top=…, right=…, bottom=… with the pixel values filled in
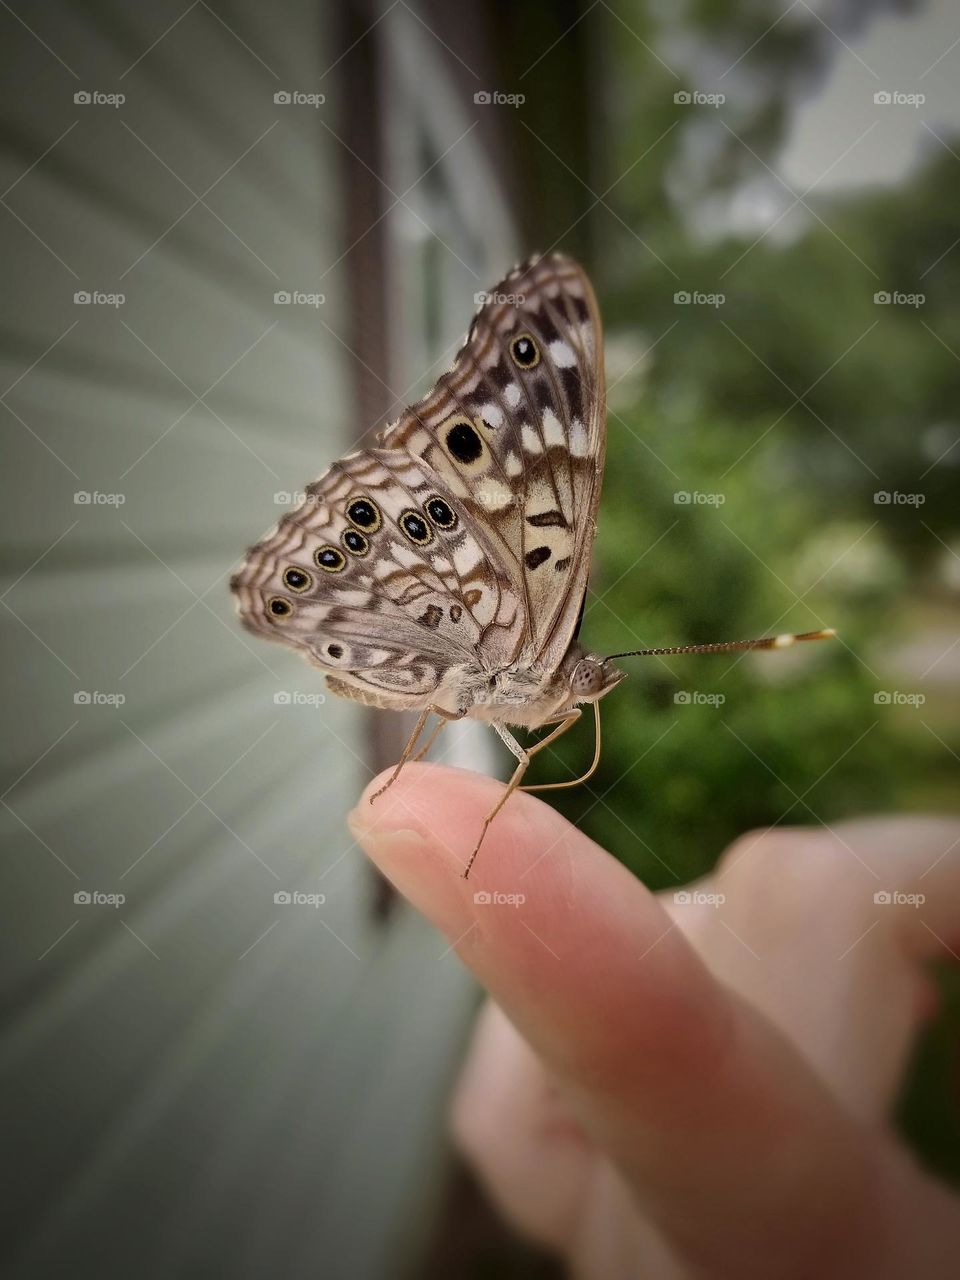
left=559, top=651, right=626, bottom=712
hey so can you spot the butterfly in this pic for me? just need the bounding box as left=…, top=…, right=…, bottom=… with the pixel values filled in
left=231, top=253, right=833, bottom=877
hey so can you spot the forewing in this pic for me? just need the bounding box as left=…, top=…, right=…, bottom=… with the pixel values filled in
left=381, top=252, right=605, bottom=672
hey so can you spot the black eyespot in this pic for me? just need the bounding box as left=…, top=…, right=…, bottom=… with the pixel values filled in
left=425, top=495, right=458, bottom=530
left=341, top=528, right=369, bottom=556
left=283, top=566, right=312, bottom=593
left=269, top=597, right=292, bottom=618
left=400, top=510, right=432, bottom=545
left=511, top=333, right=540, bottom=368
left=314, top=545, right=346, bottom=573
left=445, top=420, right=483, bottom=464
left=327, top=643, right=343, bottom=659
left=346, top=497, right=381, bottom=531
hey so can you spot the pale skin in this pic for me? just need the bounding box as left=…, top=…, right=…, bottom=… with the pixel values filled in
left=349, top=766, right=960, bottom=1279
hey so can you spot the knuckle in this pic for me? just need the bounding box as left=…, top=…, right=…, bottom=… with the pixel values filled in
left=719, top=826, right=860, bottom=901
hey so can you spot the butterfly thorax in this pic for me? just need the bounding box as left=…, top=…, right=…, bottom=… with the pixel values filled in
left=466, top=645, right=626, bottom=730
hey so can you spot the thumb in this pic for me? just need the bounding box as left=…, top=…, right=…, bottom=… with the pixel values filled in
left=348, top=764, right=912, bottom=1277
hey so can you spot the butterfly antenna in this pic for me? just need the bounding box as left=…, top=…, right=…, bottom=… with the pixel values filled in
left=606, top=628, right=836, bottom=661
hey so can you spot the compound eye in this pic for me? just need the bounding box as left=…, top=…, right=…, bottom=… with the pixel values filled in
left=574, top=660, right=602, bottom=694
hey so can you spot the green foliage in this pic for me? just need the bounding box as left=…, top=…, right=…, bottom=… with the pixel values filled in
left=528, top=405, right=950, bottom=887
left=499, top=0, right=959, bottom=1182
left=504, top=2, right=960, bottom=1183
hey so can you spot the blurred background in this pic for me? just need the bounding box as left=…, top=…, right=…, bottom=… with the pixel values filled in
left=1, top=0, right=958, bottom=1275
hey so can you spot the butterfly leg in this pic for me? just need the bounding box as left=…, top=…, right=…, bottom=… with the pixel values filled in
left=369, top=706, right=465, bottom=805
left=462, top=712, right=582, bottom=879
left=522, top=700, right=603, bottom=793
left=412, top=714, right=449, bottom=763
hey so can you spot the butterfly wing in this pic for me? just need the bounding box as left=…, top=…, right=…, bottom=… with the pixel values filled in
left=231, top=253, right=604, bottom=710
left=230, top=446, right=521, bottom=710
left=382, top=252, right=605, bottom=673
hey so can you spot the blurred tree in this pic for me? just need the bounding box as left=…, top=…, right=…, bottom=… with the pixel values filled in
left=484, top=0, right=960, bottom=1185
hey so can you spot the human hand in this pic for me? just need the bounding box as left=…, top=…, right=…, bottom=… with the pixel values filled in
left=349, top=766, right=960, bottom=1279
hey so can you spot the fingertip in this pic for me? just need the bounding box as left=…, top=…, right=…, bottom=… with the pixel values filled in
left=351, top=763, right=586, bottom=930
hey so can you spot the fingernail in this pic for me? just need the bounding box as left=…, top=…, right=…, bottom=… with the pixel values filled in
left=347, top=813, right=474, bottom=940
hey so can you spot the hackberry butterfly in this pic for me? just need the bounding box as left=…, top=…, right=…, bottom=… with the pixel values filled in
left=232, top=254, right=833, bottom=876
